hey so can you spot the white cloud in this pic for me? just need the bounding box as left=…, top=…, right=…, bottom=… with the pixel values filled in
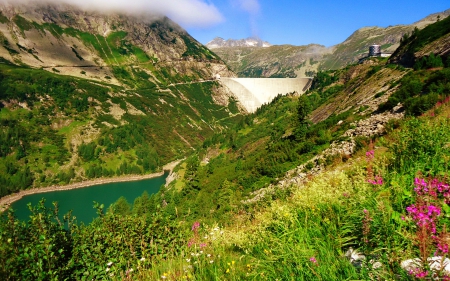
left=0, top=0, right=224, bottom=28
left=233, top=0, right=260, bottom=15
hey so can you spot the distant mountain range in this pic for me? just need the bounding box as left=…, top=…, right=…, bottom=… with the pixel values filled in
left=206, top=37, right=272, bottom=49
left=209, top=9, right=450, bottom=77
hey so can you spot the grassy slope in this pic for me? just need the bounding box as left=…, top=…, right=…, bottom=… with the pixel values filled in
left=0, top=59, right=241, bottom=197
left=2, top=10, right=450, bottom=281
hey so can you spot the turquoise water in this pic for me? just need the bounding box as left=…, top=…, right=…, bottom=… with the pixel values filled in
left=9, top=173, right=167, bottom=224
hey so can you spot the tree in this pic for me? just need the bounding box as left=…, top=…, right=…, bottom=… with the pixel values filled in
left=109, top=196, right=131, bottom=216
left=295, top=95, right=311, bottom=140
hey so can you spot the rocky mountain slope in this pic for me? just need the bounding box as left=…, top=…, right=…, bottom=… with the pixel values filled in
left=212, top=43, right=329, bottom=78
left=0, top=2, right=234, bottom=83
left=212, top=9, right=450, bottom=77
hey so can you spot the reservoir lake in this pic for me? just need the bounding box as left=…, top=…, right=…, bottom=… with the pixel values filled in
left=8, top=173, right=167, bottom=224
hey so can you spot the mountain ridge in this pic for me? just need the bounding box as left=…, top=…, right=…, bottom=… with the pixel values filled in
left=206, top=36, right=271, bottom=49
left=211, top=8, right=450, bottom=77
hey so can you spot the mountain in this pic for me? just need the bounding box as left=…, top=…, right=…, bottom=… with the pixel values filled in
left=206, top=36, right=272, bottom=49
left=0, top=2, right=241, bottom=197
left=0, top=2, right=234, bottom=83
left=2, top=3, right=450, bottom=280
left=389, top=12, right=450, bottom=66
left=212, top=9, right=450, bottom=77
left=211, top=43, right=330, bottom=78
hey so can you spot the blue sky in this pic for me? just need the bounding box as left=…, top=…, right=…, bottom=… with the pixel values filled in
left=185, top=0, right=450, bottom=47
left=21, top=0, right=449, bottom=47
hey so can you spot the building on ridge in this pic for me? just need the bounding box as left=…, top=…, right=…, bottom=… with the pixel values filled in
left=359, top=45, right=392, bottom=63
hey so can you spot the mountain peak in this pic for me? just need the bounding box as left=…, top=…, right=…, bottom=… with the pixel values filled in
left=206, top=37, right=272, bottom=49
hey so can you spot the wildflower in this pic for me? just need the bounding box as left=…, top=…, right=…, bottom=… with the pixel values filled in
left=226, top=268, right=230, bottom=273
left=366, top=150, right=374, bottom=160
left=436, top=243, right=449, bottom=255
left=200, top=243, right=207, bottom=248
left=232, top=260, right=235, bottom=265
left=107, top=261, right=113, bottom=267
left=367, top=175, right=383, bottom=185
left=140, top=257, right=145, bottom=261
left=210, top=260, right=214, bottom=263
left=310, top=257, right=317, bottom=264
left=192, top=221, right=200, bottom=231
left=186, top=258, right=191, bottom=262
left=106, top=268, right=110, bottom=272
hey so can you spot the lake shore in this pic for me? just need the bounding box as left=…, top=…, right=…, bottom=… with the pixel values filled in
left=0, top=159, right=182, bottom=213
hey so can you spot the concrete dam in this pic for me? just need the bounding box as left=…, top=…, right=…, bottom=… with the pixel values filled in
left=219, top=77, right=313, bottom=113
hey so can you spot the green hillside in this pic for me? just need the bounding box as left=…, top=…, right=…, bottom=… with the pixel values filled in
left=2, top=4, right=450, bottom=281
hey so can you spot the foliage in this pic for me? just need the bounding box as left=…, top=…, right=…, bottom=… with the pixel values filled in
left=380, top=66, right=450, bottom=115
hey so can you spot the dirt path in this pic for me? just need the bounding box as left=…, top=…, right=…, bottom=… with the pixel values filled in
left=0, top=159, right=182, bottom=213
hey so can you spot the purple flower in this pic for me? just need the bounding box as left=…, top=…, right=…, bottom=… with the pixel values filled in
left=309, top=257, right=317, bottom=264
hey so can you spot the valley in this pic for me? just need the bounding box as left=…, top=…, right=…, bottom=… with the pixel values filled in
left=0, top=1, right=450, bottom=280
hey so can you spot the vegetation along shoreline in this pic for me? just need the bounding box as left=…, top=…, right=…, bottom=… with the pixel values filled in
left=0, top=159, right=181, bottom=213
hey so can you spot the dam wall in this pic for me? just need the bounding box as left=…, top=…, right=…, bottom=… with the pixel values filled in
left=220, top=77, right=312, bottom=113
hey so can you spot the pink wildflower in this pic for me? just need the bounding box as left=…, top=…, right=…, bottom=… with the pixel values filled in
left=366, top=150, right=374, bottom=160
left=192, top=221, right=200, bottom=231
left=309, top=257, right=317, bottom=264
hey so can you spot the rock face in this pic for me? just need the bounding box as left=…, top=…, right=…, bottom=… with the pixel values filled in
left=211, top=44, right=330, bottom=78
left=0, top=2, right=234, bottom=84
left=206, top=37, right=271, bottom=49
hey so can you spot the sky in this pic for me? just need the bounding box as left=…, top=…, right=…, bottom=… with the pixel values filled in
left=185, top=0, right=450, bottom=47
left=4, top=0, right=449, bottom=47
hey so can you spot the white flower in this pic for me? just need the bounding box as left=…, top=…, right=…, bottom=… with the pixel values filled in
left=140, top=257, right=145, bottom=261
left=199, top=251, right=203, bottom=254
left=210, top=260, right=214, bottom=263
left=191, top=252, right=195, bottom=256
left=207, top=254, right=211, bottom=257
left=186, top=259, right=191, bottom=262
left=107, top=262, right=113, bottom=267
left=106, top=268, right=110, bottom=272
left=213, top=227, right=219, bottom=231
left=161, top=275, right=167, bottom=279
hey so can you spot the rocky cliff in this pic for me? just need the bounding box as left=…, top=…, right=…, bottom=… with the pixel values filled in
left=0, top=2, right=234, bottom=84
